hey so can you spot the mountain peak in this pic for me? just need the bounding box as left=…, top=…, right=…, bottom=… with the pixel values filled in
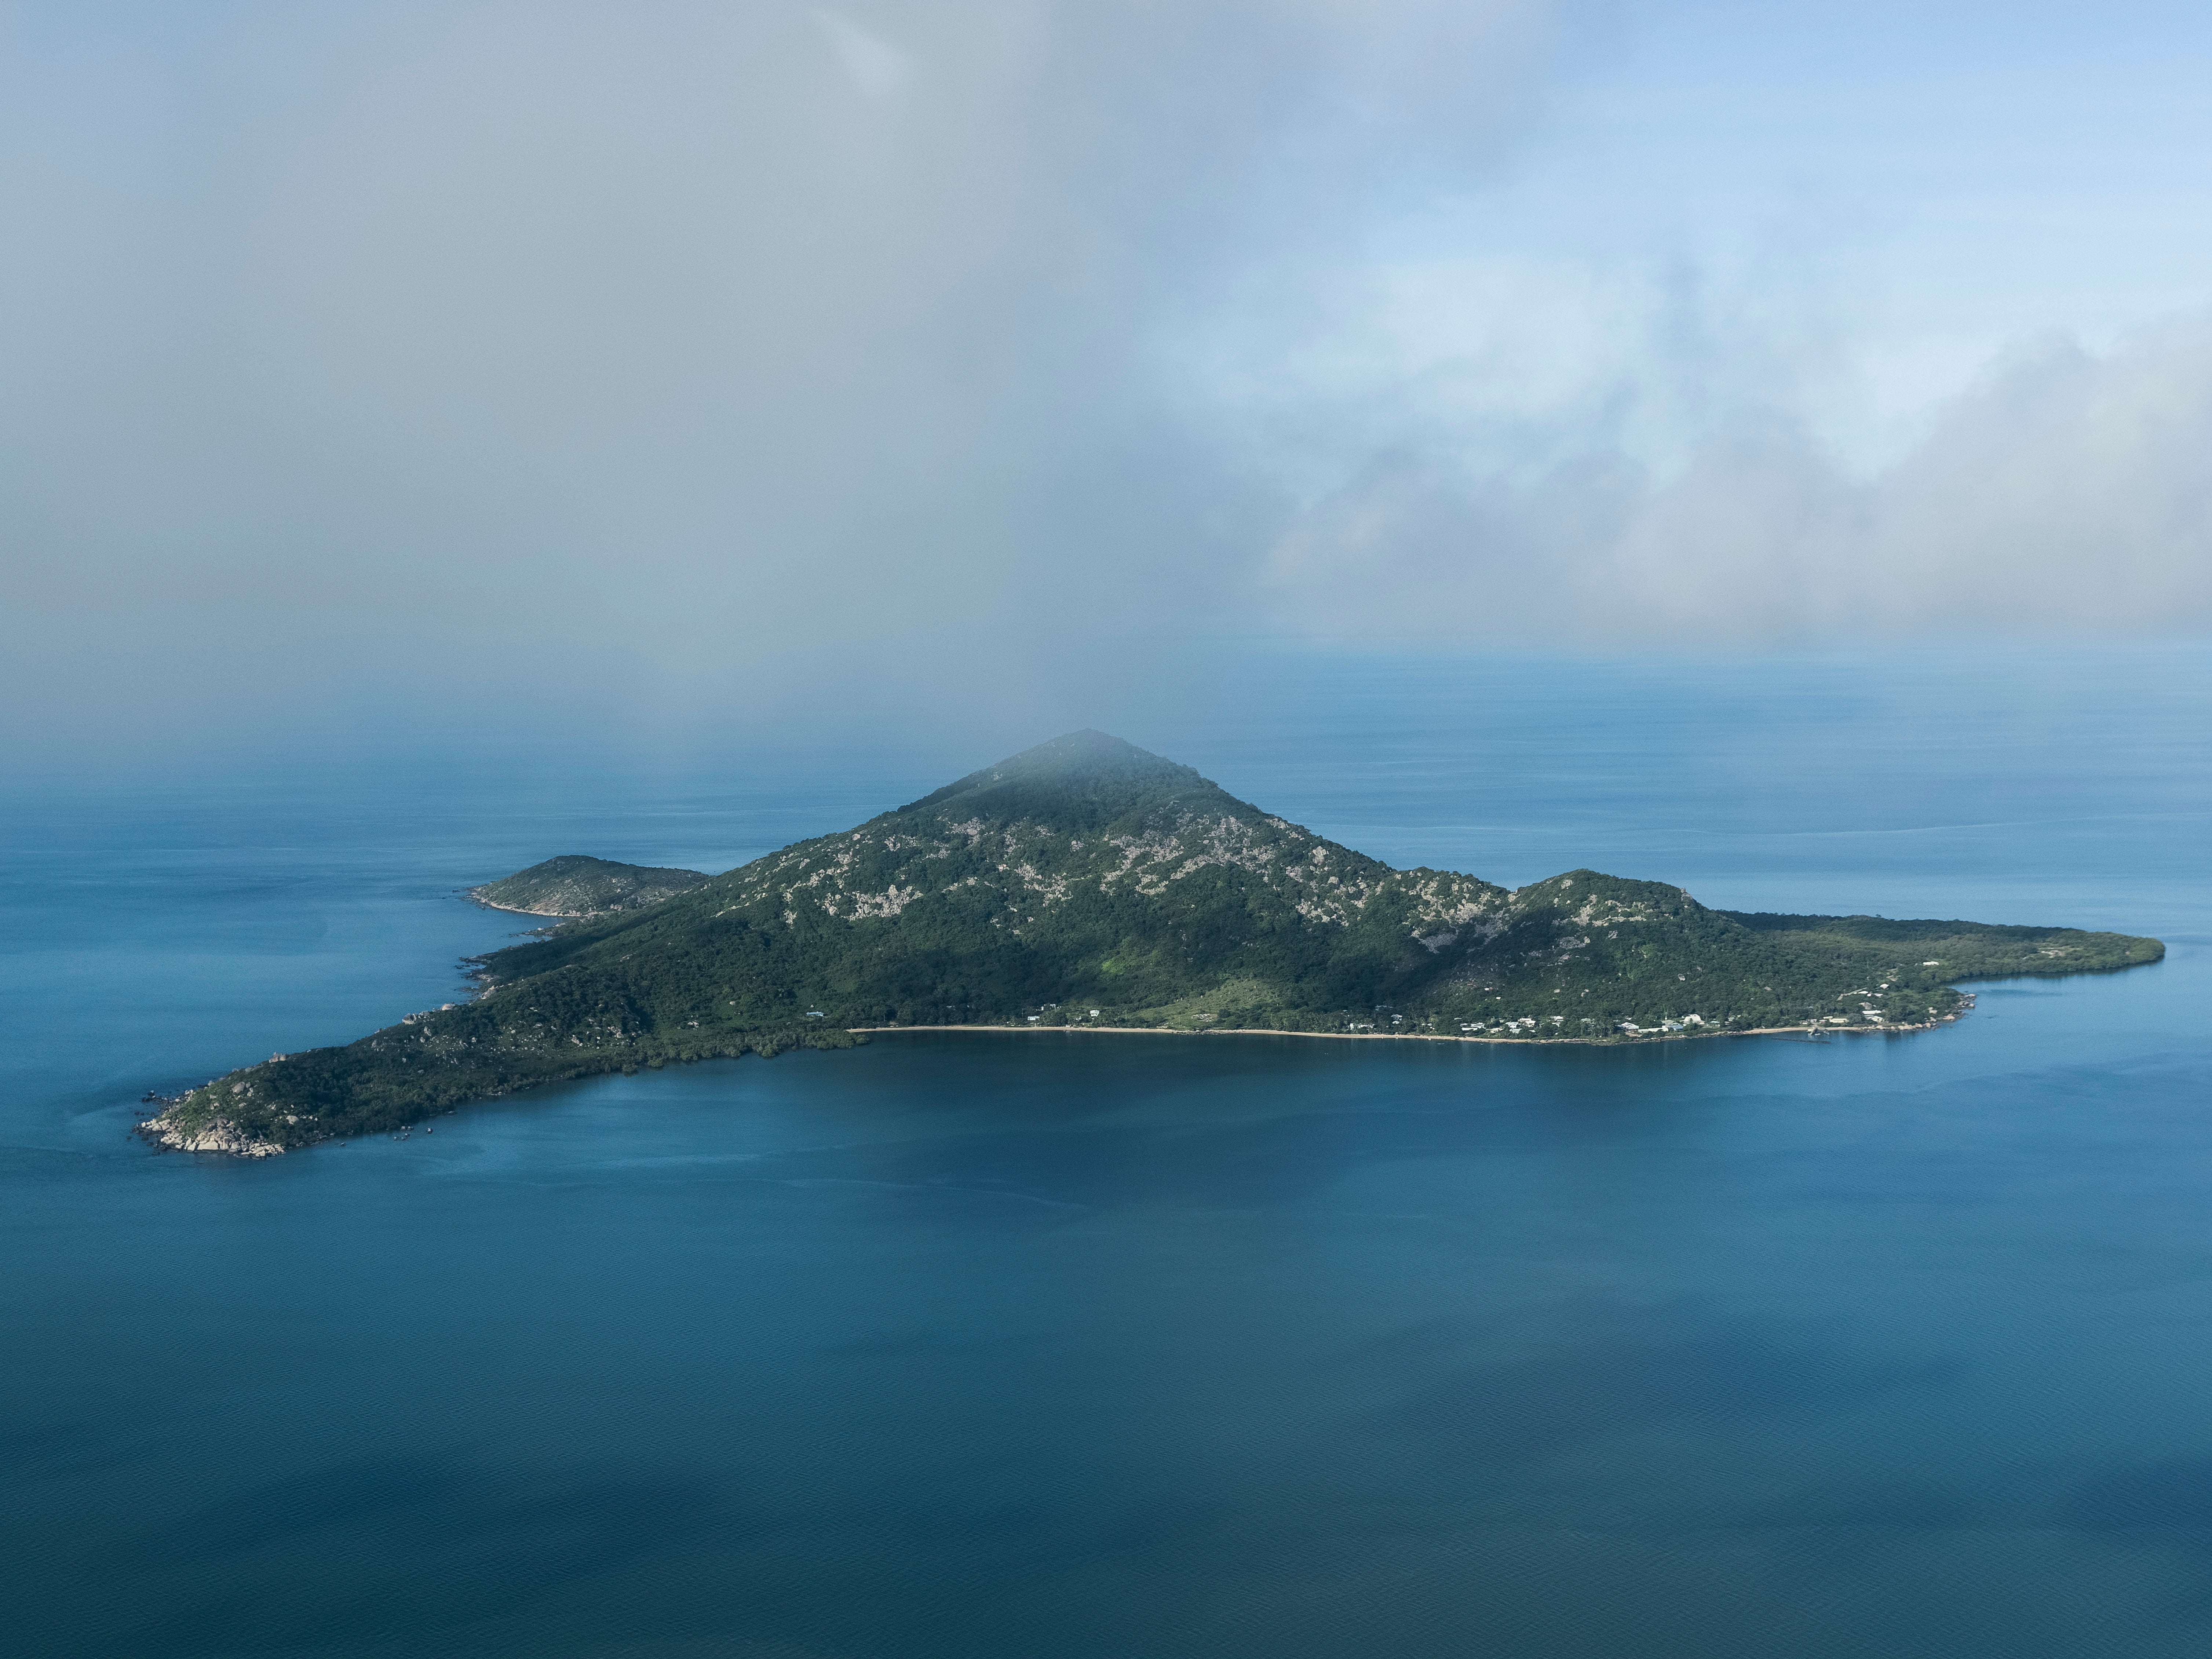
left=902, top=730, right=1217, bottom=819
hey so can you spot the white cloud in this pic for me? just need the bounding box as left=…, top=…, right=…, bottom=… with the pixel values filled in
left=1260, top=318, right=2212, bottom=642
left=1, top=0, right=2208, bottom=765
left=814, top=11, right=914, bottom=104
left=0, top=0, right=1566, bottom=756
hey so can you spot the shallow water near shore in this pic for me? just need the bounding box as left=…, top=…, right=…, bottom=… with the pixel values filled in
left=6, top=649, right=2212, bottom=1658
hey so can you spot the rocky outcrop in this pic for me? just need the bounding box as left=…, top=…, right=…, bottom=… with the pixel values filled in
left=138, top=1111, right=285, bottom=1157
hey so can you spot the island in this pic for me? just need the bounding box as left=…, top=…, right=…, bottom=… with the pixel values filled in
left=468, top=854, right=710, bottom=918
left=140, top=731, right=2164, bottom=1155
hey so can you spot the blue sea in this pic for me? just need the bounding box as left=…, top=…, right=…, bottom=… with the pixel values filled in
left=6, top=649, right=2211, bottom=1658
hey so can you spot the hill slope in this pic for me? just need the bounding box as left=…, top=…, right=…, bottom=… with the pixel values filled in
left=141, top=731, right=2164, bottom=1154
left=468, top=855, right=709, bottom=918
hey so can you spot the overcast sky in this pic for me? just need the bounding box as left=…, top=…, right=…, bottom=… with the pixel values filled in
left=5, top=0, right=2209, bottom=765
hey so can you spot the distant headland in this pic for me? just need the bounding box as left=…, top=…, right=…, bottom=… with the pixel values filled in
left=467, top=854, right=710, bottom=919
left=140, top=731, right=2164, bottom=1156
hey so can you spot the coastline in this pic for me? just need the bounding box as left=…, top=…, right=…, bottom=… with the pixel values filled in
left=461, top=888, right=580, bottom=920
left=133, top=1012, right=1964, bottom=1158
left=844, top=1018, right=1957, bottom=1046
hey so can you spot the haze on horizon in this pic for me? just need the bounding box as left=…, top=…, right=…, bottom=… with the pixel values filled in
left=4, top=0, right=2209, bottom=770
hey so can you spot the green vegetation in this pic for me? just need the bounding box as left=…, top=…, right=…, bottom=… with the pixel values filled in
left=469, top=854, right=709, bottom=917
left=144, top=731, right=2164, bottom=1154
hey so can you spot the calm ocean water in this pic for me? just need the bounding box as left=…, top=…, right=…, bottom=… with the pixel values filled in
left=6, top=650, right=2211, bottom=1658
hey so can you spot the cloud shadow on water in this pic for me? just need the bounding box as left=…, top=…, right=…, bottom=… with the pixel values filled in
left=90, top=1452, right=743, bottom=1656
left=1358, top=1308, right=1959, bottom=1475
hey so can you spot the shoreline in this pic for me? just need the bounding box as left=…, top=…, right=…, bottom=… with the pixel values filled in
left=461, top=889, right=580, bottom=921
left=844, top=1019, right=1953, bottom=1046
left=136, top=1014, right=1960, bottom=1159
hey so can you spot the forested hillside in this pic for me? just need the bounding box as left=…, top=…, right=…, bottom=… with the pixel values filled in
left=142, top=732, right=2164, bottom=1154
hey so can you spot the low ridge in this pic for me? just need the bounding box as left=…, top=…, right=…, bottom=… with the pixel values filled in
left=468, top=855, right=711, bottom=919
left=140, top=732, right=2164, bottom=1155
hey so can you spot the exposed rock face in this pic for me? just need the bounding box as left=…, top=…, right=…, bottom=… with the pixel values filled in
left=702, top=750, right=1508, bottom=942
left=138, top=1112, right=284, bottom=1157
